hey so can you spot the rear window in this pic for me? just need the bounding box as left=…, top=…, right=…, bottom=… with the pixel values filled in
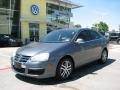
left=90, top=30, right=102, bottom=40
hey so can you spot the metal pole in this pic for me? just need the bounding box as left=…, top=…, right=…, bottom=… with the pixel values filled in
left=9, top=0, right=12, bottom=35
left=58, top=0, right=60, bottom=28
left=68, top=1, right=72, bottom=28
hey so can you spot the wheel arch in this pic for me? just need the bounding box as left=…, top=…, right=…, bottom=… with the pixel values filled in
left=55, top=55, right=75, bottom=79
left=56, top=55, right=75, bottom=74
left=58, top=55, right=75, bottom=68
left=103, top=47, right=108, bottom=54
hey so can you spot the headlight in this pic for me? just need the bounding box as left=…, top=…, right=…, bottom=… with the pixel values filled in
left=30, top=53, right=49, bottom=62
left=9, top=39, right=16, bottom=42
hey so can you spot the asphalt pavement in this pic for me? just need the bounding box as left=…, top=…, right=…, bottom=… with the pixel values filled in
left=0, top=44, right=120, bottom=90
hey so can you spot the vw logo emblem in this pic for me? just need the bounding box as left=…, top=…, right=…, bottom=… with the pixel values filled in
left=31, top=5, right=39, bottom=15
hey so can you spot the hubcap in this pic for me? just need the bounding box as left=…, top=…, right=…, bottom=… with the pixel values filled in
left=102, top=51, right=108, bottom=62
left=60, top=60, right=72, bottom=78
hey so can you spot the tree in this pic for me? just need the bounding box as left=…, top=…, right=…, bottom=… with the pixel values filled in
left=92, top=21, right=109, bottom=32
left=74, top=24, right=82, bottom=28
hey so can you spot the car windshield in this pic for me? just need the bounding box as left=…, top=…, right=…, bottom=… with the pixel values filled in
left=42, top=30, right=77, bottom=43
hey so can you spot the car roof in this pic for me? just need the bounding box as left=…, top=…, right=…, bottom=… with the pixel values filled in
left=57, top=28, right=92, bottom=32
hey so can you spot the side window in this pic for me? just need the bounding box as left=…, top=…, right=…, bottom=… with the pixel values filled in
left=90, top=31, right=101, bottom=40
left=77, top=30, right=92, bottom=41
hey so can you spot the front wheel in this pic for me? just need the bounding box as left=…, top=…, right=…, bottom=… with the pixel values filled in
left=56, top=58, right=73, bottom=80
left=99, top=50, right=108, bottom=64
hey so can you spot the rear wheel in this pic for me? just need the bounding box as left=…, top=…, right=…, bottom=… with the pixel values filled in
left=56, top=58, right=73, bottom=80
left=99, top=49, right=108, bottom=64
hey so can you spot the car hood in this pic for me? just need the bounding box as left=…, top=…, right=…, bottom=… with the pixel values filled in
left=16, top=42, right=68, bottom=56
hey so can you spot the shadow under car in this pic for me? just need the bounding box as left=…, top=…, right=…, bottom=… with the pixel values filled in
left=15, top=58, right=115, bottom=85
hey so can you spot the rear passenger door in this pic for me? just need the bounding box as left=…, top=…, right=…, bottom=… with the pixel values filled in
left=89, top=30, right=103, bottom=61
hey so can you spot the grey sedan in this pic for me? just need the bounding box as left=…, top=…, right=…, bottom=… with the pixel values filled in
left=11, top=28, right=108, bottom=80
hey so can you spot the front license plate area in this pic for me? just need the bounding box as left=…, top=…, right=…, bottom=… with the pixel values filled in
left=14, top=62, right=21, bottom=69
left=21, top=64, right=26, bottom=68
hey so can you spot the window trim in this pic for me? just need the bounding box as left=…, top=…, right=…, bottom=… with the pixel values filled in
left=73, top=29, right=103, bottom=43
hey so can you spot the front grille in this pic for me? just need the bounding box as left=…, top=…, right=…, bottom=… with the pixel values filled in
left=15, top=54, right=31, bottom=62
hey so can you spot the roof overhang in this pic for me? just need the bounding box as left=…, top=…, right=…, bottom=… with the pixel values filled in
left=47, top=0, right=82, bottom=9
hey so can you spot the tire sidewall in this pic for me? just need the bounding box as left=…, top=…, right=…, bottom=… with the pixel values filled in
left=100, top=50, right=108, bottom=64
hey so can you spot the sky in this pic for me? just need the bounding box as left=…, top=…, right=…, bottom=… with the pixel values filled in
left=71, top=0, right=120, bottom=31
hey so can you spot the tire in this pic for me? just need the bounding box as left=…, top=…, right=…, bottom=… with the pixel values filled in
left=99, top=49, right=108, bottom=64
left=56, top=58, right=74, bottom=80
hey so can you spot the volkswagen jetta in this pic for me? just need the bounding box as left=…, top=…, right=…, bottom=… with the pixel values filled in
left=11, top=28, right=108, bottom=80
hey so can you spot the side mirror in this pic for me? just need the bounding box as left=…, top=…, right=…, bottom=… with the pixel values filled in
left=75, top=38, right=84, bottom=44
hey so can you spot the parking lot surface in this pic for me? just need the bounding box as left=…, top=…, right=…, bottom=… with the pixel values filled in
left=0, top=44, right=120, bottom=90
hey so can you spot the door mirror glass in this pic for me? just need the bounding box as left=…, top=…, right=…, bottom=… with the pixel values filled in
left=76, top=38, right=84, bottom=44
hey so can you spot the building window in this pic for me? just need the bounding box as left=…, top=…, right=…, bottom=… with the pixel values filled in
left=46, top=3, right=71, bottom=30
left=0, top=0, right=10, bottom=9
left=29, top=23, right=40, bottom=42
left=0, top=0, right=20, bottom=39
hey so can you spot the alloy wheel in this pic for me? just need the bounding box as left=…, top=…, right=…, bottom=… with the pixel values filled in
left=57, top=58, right=73, bottom=80
left=101, top=50, right=108, bottom=63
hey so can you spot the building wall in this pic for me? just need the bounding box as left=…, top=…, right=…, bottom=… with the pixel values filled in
left=0, top=0, right=78, bottom=45
left=20, top=0, right=47, bottom=44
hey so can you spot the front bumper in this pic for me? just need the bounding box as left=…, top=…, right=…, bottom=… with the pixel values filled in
left=11, top=57, right=57, bottom=79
